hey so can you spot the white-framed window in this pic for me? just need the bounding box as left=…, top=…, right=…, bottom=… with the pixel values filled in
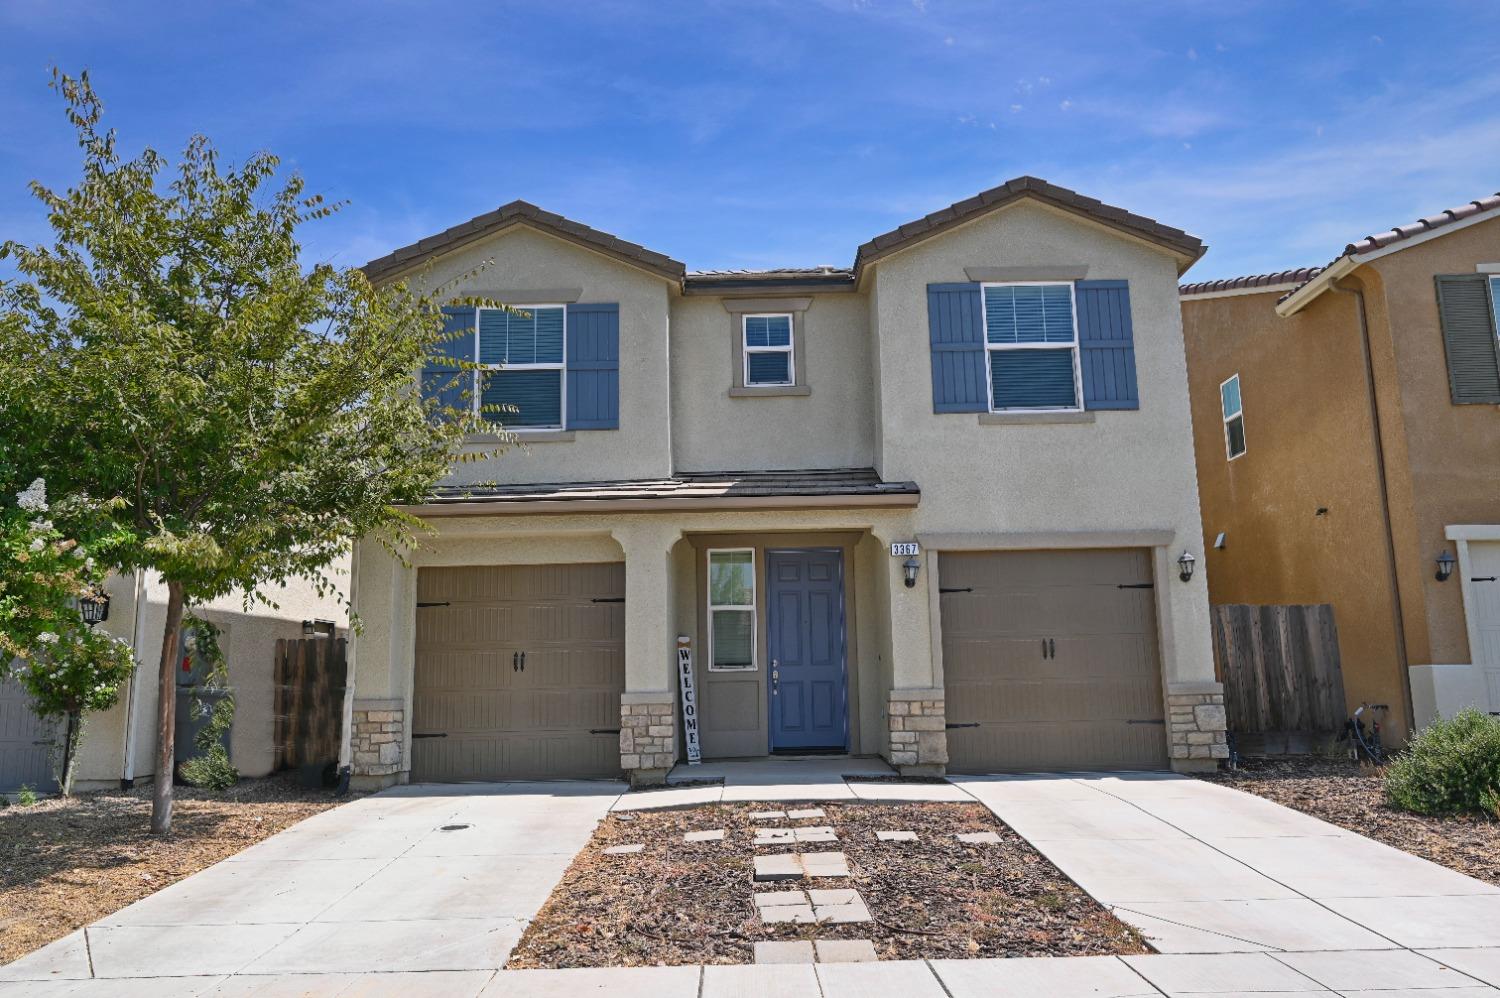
left=1221, top=373, right=1246, bottom=460
left=476, top=304, right=566, bottom=429
left=742, top=314, right=794, bottom=387
left=982, top=282, right=1083, bottom=412
left=707, top=548, right=756, bottom=672
left=1490, top=276, right=1500, bottom=339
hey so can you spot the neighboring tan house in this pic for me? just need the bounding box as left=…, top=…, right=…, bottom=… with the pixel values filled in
left=1, top=568, right=348, bottom=794
left=344, top=176, right=1225, bottom=790
left=1180, top=191, right=1500, bottom=743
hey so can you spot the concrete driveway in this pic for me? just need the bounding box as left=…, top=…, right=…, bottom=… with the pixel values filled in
left=0, top=780, right=624, bottom=995
left=5, top=770, right=1500, bottom=996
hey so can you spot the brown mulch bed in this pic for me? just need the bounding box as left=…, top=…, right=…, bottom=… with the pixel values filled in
left=0, top=775, right=347, bottom=965
left=507, top=801, right=1147, bottom=968
left=1203, top=757, right=1500, bottom=886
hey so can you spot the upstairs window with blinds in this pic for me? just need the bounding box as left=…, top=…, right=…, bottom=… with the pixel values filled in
left=743, top=314, right=795, bottom=386
left=982, top=283, right=1082, bottom=411
left=478, top=305, right=566, bottom=428
left=1221, top=373, right=1246, bottom=460
left=1435, top=274, right=1500, bottom=405
left=708, top=549, right=756, bottom=672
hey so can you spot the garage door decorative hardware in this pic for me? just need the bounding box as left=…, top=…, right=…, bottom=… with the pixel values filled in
left=1116, top=583, right=1154, bottom=589
left=945, top=722, right=980, bottom=729
left=591, top=596, right=625, bottom=603
left=412, top=732, right=447, bottom=739
left=590, top=728, right=621, bottom=735
left=1126, top=719, right=1166, bottom=725
left=1473, top=576, right=1497, bottom=583
left=416, top=601, right=450, bottom=608
left=1040, top=638, right=1056, bottom=659
left=440, top=823, right=471, bottom=832
left=938, top=586, right=972, bottom=594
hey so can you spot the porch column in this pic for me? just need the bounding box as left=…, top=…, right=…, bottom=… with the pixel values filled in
left=613, top=523, right=684, bottom=787
left=346, top=538, right=415, bottom=791
left=873, top=521, right=948, bottom=776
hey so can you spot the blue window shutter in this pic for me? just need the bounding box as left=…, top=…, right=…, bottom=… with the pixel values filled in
left=928, top=282, right=987, bottom=413
left=566, top=303, right=620, bottom=429
left=422, top=306, right=476, bottom=415
left=1075, top=280, right=1139, bottom=411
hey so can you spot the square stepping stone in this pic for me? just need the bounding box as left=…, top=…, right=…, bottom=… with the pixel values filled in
left=955, top=831, right=1001, bottom=845
left=814, top=939, right=878, bottom=963
left=685, top=829, right=725, bottom=843
left=755, top=940, right=815, bottom=964
left=761, top=904, right=817, bottom=924
left=603, top=844, right=644, bottom=855
left=800, top=851, right=850, bottom=878
left=794, top=826, right=838, bottom=843
left=754, top=890, right=808, bottom=908
left=808, top=889, right=859, bottom=906
left=876, top=830, right=917, bottom=842
left=754, top=827, right=796, bottom=845
left=753, top=854, right=804, bottom=882
left=749, top=810, right=787, bottom=820
left=787, top=807, right=825, bottom=820
left=816, top=898, right=872, bottom=923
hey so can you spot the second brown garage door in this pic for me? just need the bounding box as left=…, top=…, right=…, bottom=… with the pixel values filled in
left=941, top=549, right=1168, bottom=772
left=412, top=563, right=624, bottom=782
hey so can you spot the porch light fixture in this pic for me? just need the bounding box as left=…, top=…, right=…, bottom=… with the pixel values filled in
left=78, top=590, right=110, bottom=626
left=902, top=556, right=921, bottom=589
left=1435, top=550, right=1456, bottom=582
left=1177, top=550, right=1197, bottom=583
left=301, top=618, right=337, bottom=636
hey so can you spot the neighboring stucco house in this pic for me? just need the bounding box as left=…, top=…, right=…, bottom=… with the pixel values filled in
left=1180, top=191, right=1500, bottom=742
left=345, top=176, right=1224, bottom=789
left=1, top=568, right=348, bottom=794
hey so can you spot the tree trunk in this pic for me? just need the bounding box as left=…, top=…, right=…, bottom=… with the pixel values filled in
left=60, top=711, right=81, bottom=797
left=150, top=580, right=186, bottom=835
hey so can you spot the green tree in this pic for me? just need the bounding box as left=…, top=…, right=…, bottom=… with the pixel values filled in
left=0, top=71, right=493, bottom=832
left=0, top=479, right=137, bottom=795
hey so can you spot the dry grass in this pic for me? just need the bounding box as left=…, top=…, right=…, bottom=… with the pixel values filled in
left=1204, top=757, right=1500, bottom=886
left=508, top=801, right=1147, bottom=968
left=0, top=775, right=345, bottom=965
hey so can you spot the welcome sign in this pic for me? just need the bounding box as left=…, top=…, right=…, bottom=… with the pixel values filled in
left=676, top=635, right=702, bottom=764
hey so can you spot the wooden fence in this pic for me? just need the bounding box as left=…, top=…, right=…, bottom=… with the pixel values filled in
left=273, top=637, right=347, bottom=771
left=1211, top=603, right=1346, bottom=753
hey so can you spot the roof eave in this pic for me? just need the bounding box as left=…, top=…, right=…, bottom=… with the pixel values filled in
left=403, top=490, right=921, bottom=517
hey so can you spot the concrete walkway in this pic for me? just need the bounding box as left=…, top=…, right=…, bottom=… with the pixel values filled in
left=4, top=770, right=1500, bottom=995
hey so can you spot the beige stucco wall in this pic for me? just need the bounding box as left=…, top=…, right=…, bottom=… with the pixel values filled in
left=399, top=225, right=675, bottom=487
left=72, top=564, right=350, bottom=789
left=869, top=200, right=1215, bottom=688
left=669, top=292, right=876, bottom=472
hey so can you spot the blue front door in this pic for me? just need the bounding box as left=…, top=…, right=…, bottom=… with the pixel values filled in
left=767, top=549, right=848, bottom=751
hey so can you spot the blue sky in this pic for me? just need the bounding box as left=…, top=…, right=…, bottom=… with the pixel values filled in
left=2, top=1, right=1497, bottom=281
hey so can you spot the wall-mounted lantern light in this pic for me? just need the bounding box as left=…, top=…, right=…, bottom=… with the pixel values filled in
left=902, top=556, right=921, bottom=589
left=1435, top=550, right=1456, bottom=583
left=1177, top=550, right=1197, bottom=583
left=78, top=590, right=110, bottom=626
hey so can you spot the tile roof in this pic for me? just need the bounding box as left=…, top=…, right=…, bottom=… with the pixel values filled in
left=1179, top=267, right=1324, bottom=297
left=364, top=177, right=1206, bottom=289
left=853, top=176, right=1207, bottom=277
left=419, top=468, right=920, bottom=513
left=1344, top=191, right=1500, bottom=256
left=362, top=200, right=686, bottom=284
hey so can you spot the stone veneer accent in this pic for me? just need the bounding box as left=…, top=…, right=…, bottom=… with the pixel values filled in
left=1167, top=681, right=1229, bottom=772
left=888, top=689, right=947, bottom=776
left=620, top=693, right=676, bottom=788
left=350, top=697, right=404, bottom=788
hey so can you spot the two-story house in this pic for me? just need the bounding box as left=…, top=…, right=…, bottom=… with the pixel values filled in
left=345, top=177, right=1224, bottom=789
left=1180, top=190, right=1500, bottom=743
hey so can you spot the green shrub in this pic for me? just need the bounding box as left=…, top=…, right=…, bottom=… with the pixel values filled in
left=16, top=784, right=39, bottom=806
left=1385, top=709, right=1500, bottom=815
left=179, top=743, right=239, bottom=791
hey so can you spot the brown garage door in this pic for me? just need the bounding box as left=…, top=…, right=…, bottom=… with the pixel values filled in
left=412, top=563, right=624, bottom=782
left=941, top=549, right=1168, bottom=772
